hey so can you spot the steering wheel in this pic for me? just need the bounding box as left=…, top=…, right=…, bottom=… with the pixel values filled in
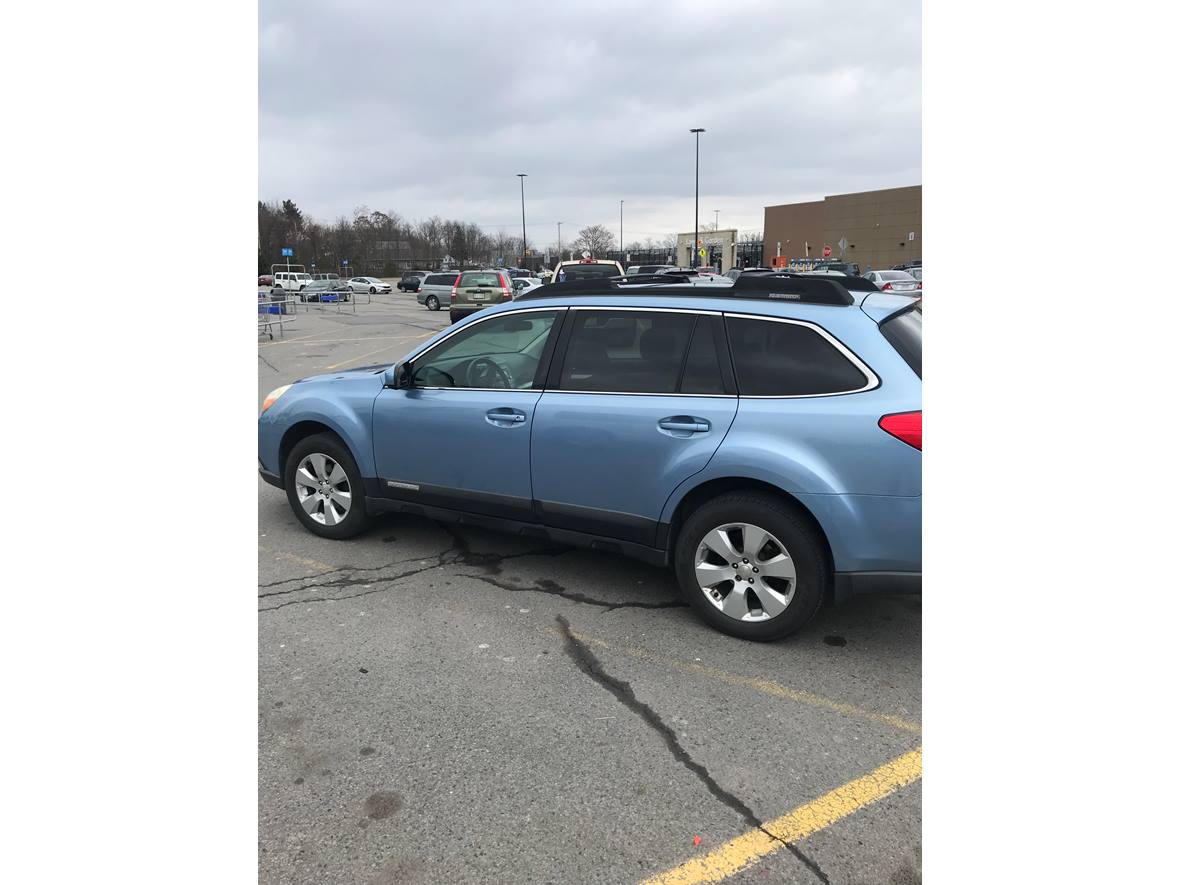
left=467, top=357, right=513, bottom=389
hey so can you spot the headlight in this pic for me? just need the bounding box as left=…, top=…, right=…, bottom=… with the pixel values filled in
left=261, top=384, right=291, bottom=413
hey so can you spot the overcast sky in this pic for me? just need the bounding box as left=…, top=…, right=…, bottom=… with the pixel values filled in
left=260, top=0, right=920, bottom=248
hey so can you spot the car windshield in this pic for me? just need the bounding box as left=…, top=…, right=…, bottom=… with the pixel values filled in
left=559, top=264, right=619, bottom=280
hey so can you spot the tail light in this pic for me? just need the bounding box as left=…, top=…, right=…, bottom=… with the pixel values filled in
left=879, top=411, right=921, bottom=450
left=917, top=281, right=922, bottom=289
left=500, top=273, right=512, bottom=301
left=450, top=282, right=458, bottom=302
left=881, top=282, right=893, bottom=290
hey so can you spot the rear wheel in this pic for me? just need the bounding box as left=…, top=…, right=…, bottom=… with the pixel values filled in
left=426, top=295, right=440, bottom=311
left=284, top=434, right=371, bottom=539
left=674, top=492, right=826, bottom=641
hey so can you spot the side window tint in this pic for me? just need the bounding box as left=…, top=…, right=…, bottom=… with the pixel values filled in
left=559, top=311, right=694, bottom=394
left=726, top=317, right=870, bottom=396
left=411, top=311, right=558, bottom=390
left=679, top=316, right=726, bottom=394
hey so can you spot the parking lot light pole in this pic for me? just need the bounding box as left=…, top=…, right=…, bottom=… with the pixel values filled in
left=517, top=173, right=528, bottom=268
left=557, top=222, right=562, bottom=262
left=619, top=200, right=624, bottom=268
left=690, top=128, right=705, bottom=268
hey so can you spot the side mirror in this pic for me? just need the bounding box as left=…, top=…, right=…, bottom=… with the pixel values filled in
left=384, top=361, right=411, bottom=389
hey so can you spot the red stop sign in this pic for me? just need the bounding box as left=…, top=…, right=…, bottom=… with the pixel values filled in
left=822, top=244, right=832, bottom=258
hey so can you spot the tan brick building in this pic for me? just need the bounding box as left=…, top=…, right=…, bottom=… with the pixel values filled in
left=763, top=185, right=921, bottom=272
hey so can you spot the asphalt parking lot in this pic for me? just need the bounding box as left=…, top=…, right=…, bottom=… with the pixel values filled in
left=258, top=289, right=922, bottom=884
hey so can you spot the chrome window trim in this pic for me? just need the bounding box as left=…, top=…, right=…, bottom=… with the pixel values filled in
left=722, top=311, right=880, bottom=398
left=569, top=305, right=722, bottom=316
left=542, top=390, right=735, bottom=399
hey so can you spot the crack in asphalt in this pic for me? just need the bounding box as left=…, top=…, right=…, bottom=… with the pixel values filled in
left=259, top=524, right=679, bottom=614
left=258, top=562, right=446, bottom=611
left=258, top=353, right=280, bottom=373
left=467, top=575, right=685, bottom=611
left=555, top=614, right=830, bottom=884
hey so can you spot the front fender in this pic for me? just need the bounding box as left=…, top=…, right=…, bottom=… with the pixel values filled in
left=258, top=389, right=378, bottom=478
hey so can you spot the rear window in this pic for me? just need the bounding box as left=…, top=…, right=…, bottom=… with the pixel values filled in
left=726, top=317, right=871, bottom=396
left=879, top=271, right=914, bottom=282
left=879, top=305, right=922, bottom=378
left=460, top=272, right=506, bottom=288
left=558, top=263, right=620, bottom=280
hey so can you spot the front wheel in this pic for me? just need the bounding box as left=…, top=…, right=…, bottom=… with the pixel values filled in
left=674, top=492, right=826, bottom=641
left=426, top=295, right=440, bottom=311
left=369, top=285, right=376, bottom=294
left=285, top=433, right=371, bottom=539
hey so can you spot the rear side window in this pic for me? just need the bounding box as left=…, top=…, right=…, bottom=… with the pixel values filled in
left=559, top=310, right=694, bottom=393
left=726, top=317, right=871, bottom=396
left=879, top=306, right=922, bottom=378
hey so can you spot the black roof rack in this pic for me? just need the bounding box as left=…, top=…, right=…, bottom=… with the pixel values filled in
left=767, top=271, right=880, bottom=292
left=514, top=273, right=855, bottom=306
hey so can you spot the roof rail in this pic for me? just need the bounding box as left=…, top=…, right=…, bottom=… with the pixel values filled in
left=767, top=271, right=880, bottom=292
left=513, top=274, right=855, bottom=306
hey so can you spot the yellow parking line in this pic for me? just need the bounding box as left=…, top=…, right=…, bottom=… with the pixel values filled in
left=642, top=748, right=922, bottom=885
left=566, top=629, right=920, bottom=734
left=259, top=546, right=336, bottom=574
left=322, top=336, right=425, bottom=371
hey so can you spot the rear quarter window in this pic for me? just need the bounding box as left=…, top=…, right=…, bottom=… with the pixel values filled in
left=879, top=306, right=922, bottom=378
left=725, top=316, right=873, bottom=396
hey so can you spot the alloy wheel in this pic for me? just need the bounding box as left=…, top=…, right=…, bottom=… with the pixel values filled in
left=293, top=452, right=352, bottom=526
left=694, top=522, right=797, bottom=621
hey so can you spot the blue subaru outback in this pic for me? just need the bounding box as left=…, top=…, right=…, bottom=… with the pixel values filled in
left=258, top=275, right=921, bottom=640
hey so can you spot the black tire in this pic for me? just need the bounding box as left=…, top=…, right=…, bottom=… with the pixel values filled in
left=673, top=492, right=827, bottom=641
left=369, top=285, right=376, bottom=294
left=426, top=295, right=440, bottom=311
left=449, top=310, right=462, bottom=324
left=284, top=433, right=371, bottom=540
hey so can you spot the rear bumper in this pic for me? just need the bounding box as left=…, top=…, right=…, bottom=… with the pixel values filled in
left=833, top=571, right=921, bottom=603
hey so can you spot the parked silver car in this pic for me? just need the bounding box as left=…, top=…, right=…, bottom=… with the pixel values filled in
left=346, top=276, right=393, bottom=295
left=864, top=270, right=921, bottom=293
left=416, top=271, right=459, bottom=311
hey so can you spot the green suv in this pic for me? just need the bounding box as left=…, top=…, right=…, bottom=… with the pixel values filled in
left=449, top=270, right=513, bottom=324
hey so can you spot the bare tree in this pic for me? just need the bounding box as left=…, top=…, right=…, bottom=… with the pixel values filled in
left=570, top=224, right=615, bottom=258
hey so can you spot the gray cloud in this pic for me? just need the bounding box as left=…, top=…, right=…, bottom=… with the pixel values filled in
left=260, top=0, right=920, bottom=244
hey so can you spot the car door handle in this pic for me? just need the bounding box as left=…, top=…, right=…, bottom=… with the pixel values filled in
left=658, top=416, right=711, bottom=434
left=486, top=407, right=527, bottom=426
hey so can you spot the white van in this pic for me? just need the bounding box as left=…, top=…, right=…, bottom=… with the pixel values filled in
left=273, top=268, right=312, bottom=292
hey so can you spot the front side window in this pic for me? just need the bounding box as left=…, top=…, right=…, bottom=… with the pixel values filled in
left=558, top=310, right=695, bottom=394
left=726, top=316, right=872, bottom=396
left=411, top=311, right=559, bottom=390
